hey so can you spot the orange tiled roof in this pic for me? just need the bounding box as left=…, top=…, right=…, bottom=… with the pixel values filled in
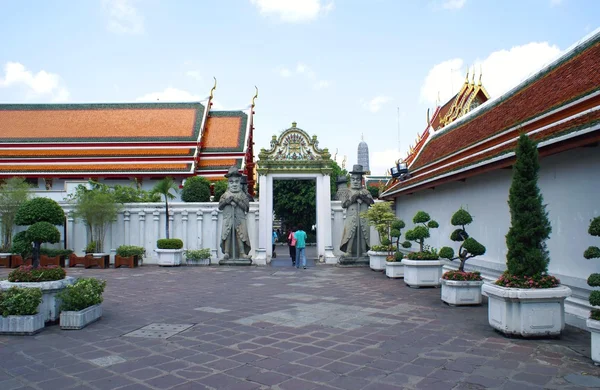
left=383, top=33, right=600, bottom=197
left=202, top=111, right=248, bottom=152
left=0, top=163, right=191, bottom=173
left=0, top=148, right=194, bottom=158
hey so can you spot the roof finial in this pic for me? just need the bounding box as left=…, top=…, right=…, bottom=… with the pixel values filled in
left=478, top=64, right=483, bottom=86
left=209, top=77, right=217, bottom=100
left=361, top=133, right=364, bottom=142
left=292, top=121, right=297, bottom=128
left=471, top=65, right=475, bottom=85
left=251, top=86, right=258, bottom=108
left=464, top=68, right=469, bottom=84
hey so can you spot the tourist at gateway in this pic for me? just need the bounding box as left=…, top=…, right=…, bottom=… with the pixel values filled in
left=295, top=224, right=308, bottom=269
left=287, top=226, right=297, bottom=267
left=272, top=230, right=278, bottom=258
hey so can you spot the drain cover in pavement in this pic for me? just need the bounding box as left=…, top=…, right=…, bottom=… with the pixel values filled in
left=123, top=323, right=195, bottom=339
left=564, top=374, right=600, bottom=388
left=89, top=355, right=126, bottom=367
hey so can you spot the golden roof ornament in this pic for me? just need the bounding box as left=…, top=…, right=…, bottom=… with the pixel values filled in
left=251, top=86, right=258, bottom=108
left=209, top=77, right=217, bottom=100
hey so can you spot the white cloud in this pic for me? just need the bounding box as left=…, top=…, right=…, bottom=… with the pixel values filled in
left=136, top=87, right=202, bottom=102
left=250, top=0, right=334, bottom=23
left=278, top=67, right=292, bottom=77
left=442, top=0, right=466, bottom=9
left=314, top=80, right=331, bottom=90
left=420, top=42, right=561, bottom=106
left=0, top=62, right=70, bottom=102
left=550, top=0, right=563, bottom=6
left=277, top=62, right=328, bottom=89
left=102, top=0, right=144, bottom=35
left=371, top=149, right=404, bottom=176
left=361, top=96, right=392, bottom=113
left=186, top=70, right=203, bottom=81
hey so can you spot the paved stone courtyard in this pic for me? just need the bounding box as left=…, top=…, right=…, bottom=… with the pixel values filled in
left=1, top=264, right=599, bottom=390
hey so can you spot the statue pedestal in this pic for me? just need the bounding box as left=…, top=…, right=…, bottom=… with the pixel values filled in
left=337, top=256, right=369, bottom=267
left=218, top=258, right=252, bottom=266
left=323, top=246, right=338, bottom=264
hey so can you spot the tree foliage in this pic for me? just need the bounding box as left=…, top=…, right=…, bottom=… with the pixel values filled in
left=440, top=208, right=485, bottom=272
left=361, top=201, right=397, bottom=244
left=181, top=176, right=211, bottom=202
left=213, top=180, right=228, bottom=202
left=585, top=216, right=600, bottom=320
left=0, top=178, right=31, bottom=251
left=404, top=210, right=438, bottom=253
left=505, top=134, right=551, bottom=277
left=152, top=177, right=179, bottom=239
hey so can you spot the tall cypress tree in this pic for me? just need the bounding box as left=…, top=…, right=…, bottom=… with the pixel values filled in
left=505, top=134, right=552, bottom=276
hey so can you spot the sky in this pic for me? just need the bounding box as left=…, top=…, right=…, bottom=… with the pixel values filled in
left=0, top=0, right=598, bottom=175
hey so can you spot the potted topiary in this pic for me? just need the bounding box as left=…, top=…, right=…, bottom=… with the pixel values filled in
left=185, top=248, right=211, bottom=266
left=0, top=287, right=44, bottom=335
left=584, top=216, right=600, bottom=364
left=439, top=208, right=486, bottom=305
left=482, top=134, right=571, bottom=337
left=385, top=250, right=405, bottom=279
left=155, top=239, right=184, bottom=266
left=115, top=245, right=145, bottom=268
left=402, top=210, right=443, bottom=288
left=361, top=202, right=397, bottom=271
left=58, top=278, right=106, bottom=330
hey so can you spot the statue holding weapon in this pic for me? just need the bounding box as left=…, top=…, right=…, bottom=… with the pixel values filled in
left=219, top=166, right=251, bottom=260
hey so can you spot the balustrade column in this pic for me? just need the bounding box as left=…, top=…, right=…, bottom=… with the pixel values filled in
left=153, top=210, right=160, bottom=242
left=138, top=210, right=146, bottom=249
left=67, top=211, right=75, bottom=251
left=211, top=209, right=219, bottom=259
left=124, top=210, right=131, bottom=245
left=169, top=210, right=175, bottom=239
left=196, top=210, right=203, bottom=250
left=182, top=210, right=188, bottom=250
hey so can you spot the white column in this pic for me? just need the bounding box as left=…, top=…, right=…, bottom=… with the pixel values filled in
left=67, top=211, right=75, bottom=252
left=321, top=174, right=337, bottom=264
left=138, top=210, right=146, bottom=250
left=168, top=209, right=175, bottom=239
left=316, top=175, right=325, bottom=260
left=254, top=208, right=260, bottom=259
left=196, top=210, right=203, bottom=249
left=211, top=209, right=219, bottom=261
left=266, top=175, right=274, bottom=263
left=124, top=210, right=131, bottom=245
left=182, top=209, right=189, bottom=250
left=254, top=173, right=268, bottom=265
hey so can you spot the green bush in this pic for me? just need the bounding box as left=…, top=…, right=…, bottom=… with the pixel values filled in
left=85, top=241, right=98, bottom=254
left=0, top=287, right=43, bottom=317
left=39, top=248, right=73, bottom=257
left=370, top=245, right=389, bottom=252
left=157, top=238, right=184, bottom=249
left=213, top=180, right=228, bottom=202
left=404, top=210, right=438, bottom=253
left=442, top=270, right=482, bottom=281
left=181, top=176, right=211, bottom=202
left=439, top=208, right=486, bottom=274
left=11, top=231, right=32, bottom=258
left=406, top=248, right=439, bottom=260
left=57, top=278, right=106, bottom=312
left=585, top=216, right=600, bottom=320
left=185, top=248, right=211, bottom=261
left=116, top=245, right=146, bottom=259
left=8, top=265, right=66, bottom=282
left=495, top=271, right=559, bottom=289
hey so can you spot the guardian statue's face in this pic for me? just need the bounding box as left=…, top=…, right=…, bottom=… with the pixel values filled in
left=350, top=174, right=362, bottom=190
left=228, top=177, right=241, bottom=193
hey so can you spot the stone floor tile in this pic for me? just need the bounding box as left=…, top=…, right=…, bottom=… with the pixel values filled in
left=144, top=374, right=188, bottom=388
left=246, top=371, right=291, bottom=386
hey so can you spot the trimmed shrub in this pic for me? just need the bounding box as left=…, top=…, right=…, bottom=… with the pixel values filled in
left=57, top=278, right=106, bottom=312
left=116, top=245, right=146, bottom=259
left=439, top=208, right=486, bottom=274
left=213, top=180, right=228, bottom=202
left=185, top=249, right=211, bottom=261
left=0, top=287, right=43, bottom=317
left=404, top=210, right=438, bottom=255
left=39, top=248, right=73, bottom=257
left=8, top=265, right=66, bottom=282
left=585, top=216, right=600, bottom=320
left=181, top=176, right=211, bottom=202
left=157, top=238, right=184, bottom=249
left=11, top=231, right=32, bottom=259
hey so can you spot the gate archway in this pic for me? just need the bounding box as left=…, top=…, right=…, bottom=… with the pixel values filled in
left=254, top=122, right=337, bottom=265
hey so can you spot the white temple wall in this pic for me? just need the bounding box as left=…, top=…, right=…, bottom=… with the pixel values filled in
left=394, top=146, right=600, bottom=329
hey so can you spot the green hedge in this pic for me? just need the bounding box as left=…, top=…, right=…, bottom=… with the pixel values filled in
left=8, top=265, right=66, bottom=282
left=57, top=278, right=106, bottom=312
left=0, top=287, right=43, bottom=317
left=116, top=245, right=146, bottom=258
left=40, top=248, right=73, bottom=257
left=157, top=239, right=184, bottom=249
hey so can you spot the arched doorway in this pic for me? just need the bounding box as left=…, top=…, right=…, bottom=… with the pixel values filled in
left=254, top=122, right=336, bottom=265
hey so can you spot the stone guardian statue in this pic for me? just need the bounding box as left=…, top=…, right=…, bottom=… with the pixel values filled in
left=219, top=166, right=252, bottom=263
left=340, top=165, right=374, bottom=260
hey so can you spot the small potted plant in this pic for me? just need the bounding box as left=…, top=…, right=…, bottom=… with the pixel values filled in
left=361, top=202, right=397, bottom=271
left=185, top=248, right=211, bottom=266
left=386, top=251, right=405, bottom=278
left=115, top=245, right=145, bottom=268
left=482, top=134, right=571, bottom=337
left=155, top=239, right=184, bottom=266
left=58, top=278, right=106, bottom=330
left=439, top=208, right=486, bottom=305
left=584, top=216, right=600, bottom=364
left=402, top=210, right=443, bottom=288
left=0, top=287, right=44, bottom=335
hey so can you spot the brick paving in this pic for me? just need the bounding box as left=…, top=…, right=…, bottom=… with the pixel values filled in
left=0, top=264, right=599, bottom=390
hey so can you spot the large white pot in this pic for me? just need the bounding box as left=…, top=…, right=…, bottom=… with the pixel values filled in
left=60, top=304, right=103, bottom=330
left=385, top=262, right=404, bottom=278
left=0, top=313, right=45, bottom=335
left=441, top=279, right=484, bottom=306
left=155, top=249, right=183, bottom=266
left=367, top=251, right=388, bottom=271
left=402, top=259, right=443, bottom=288
left=587, top=318, right=600, bottom=365
left=482, top=283, right=572, bottom=337
left=0, top=277, right=76, bottom=323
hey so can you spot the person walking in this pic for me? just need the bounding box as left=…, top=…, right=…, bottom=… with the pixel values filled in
left=295, top=224, right=308, bottom=269
left=287, top=226, right=297, bottom=267
left=272, top=230, right=278, bottom=258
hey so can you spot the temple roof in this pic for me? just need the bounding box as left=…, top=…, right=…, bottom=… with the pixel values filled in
left=0, top=101, right=250, bottom=177
left=382, top=29, right=600, bottom=198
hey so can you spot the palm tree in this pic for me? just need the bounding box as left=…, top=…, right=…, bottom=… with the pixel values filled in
left=152, top=177, right=179, bottom=239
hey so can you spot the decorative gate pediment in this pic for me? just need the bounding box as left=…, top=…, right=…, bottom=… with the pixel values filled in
left=257, top=122, right=332, bottom=174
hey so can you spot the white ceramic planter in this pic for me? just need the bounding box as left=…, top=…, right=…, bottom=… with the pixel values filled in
left=587, top=318, right=600, bottom=365
left=440, top=279, right=484, bottom=306
left=402, top=259, right=443, bottom=288
left=186, top=258, right=210, bottom=266
left=367, top=251, right=388, bottom=271
left=0, top=277, right=76, bottom=323
left=0, top=313, right=45, bottom=335
left=385, top=262, right=404, bottom=278
left=155, top=249, right=183, bottom=266
left=482, top=283, right=572, bottom=337
left=60, top=304, right=103, bottom=330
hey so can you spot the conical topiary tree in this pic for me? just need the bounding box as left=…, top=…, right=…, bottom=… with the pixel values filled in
left=584, top=216, right=600, bottom=320
left=439, top=208, right=486, bottom=272
left=15, top=198, right=65, bottom=269
left=505, top=134, right=551, bottom=277
left=403, top=211, right=438, bottom=253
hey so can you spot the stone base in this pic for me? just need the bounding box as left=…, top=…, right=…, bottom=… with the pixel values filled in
left=155, top=249, right=183, bottom=266
left=441, top=279, right=484, bottom=306
left=0, top=313, right=45, bottom=335
left=386, top=262, right=404, bottom=278
left=60, top=304, right=102, bottom=330
left=337, top=256, right=369, bottom=267
left=403, top=259, right=443, bottom=288
left=219, top=258, right=253, bottom=266
left=587, top=318, right=600, bottom=365
left=367, top=251, right=388, bottom=271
